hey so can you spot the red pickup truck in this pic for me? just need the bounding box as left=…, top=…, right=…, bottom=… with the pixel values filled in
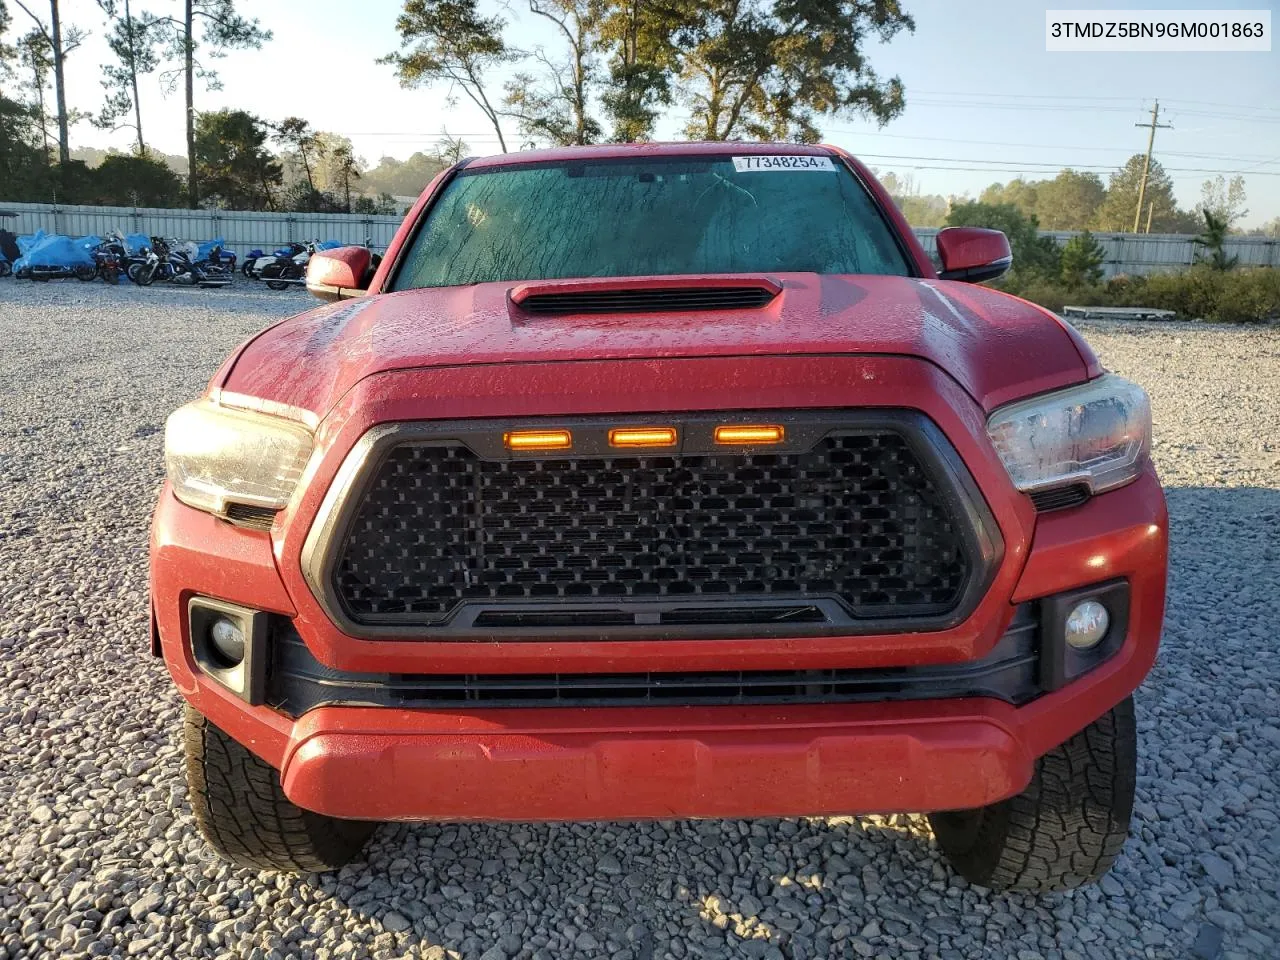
left=152, top=142, right=1166, bottom=891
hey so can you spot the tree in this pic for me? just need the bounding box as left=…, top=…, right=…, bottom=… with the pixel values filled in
left=877, top=171, right=947, bottom=227
left=979, top=178, right=1038, bottom=221
left=193, top=109, right=281, bottom=210
left=16, top=30, right=53, bottom=160
left=1199, top=175, right=1247, bottom=228
left=1093, top=154, right=1196, bottom=234
left=503, top=0, right=603, bottom=146
left=1194, top=209, right=1237, bottom=271
left=1059, top=230, right=1105, bottom=286
left=11, top=0, right=86, bottom=165
left=273, top=116, right=320, bottom=207
left=1033, top=169, right=1106, bottom=231
left=946, top=201, right=1061, bottom=280
left=597, top=0, right=683, bottom=141
left=0, top=1, right=15, bottom=71
left=434, top=131, right=469, bottom=165
left=79, top=152, right=184, bottom=205
left=678, top=0, right=913, bottom=142
left=328, top=142, right=360, bottom=213
left=361, top=151, right=447, bottom=196
left=94, top=0, right=160, bottom=155
left=381, top=0, right=515, bottom=152
left=153, top=0, right=271, bottom=208
left=0, top=94, right=54, bottom=199
left=1249, top=215, right=1280, bottom=239
left=351, top=192, right=400, bottom=215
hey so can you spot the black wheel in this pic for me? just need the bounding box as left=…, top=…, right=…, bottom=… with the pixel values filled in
left=0, top=261, right=11, bottom=277
left=266, top=279, right=288, bottom=290
left=929, top=696, right=1136, bottom=893
left=183, top=705, right=378, bottom=872
left=75, top=264, right=98, bottom=281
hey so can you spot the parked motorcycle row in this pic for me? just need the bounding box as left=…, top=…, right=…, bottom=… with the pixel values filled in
left=0, top=228, right=356, bottom=291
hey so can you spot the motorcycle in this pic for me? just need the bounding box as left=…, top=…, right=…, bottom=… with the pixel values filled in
left=197, top=239, right=237, bottom=279
left=258, top=241, right=314, bottom=290
left=129, top=248, right=161, bottom=286
left=136, top=237, right=232, bottom=288
left=245, top=242, right=307, bottom=281
left=88, top=233, right=127, bottom=285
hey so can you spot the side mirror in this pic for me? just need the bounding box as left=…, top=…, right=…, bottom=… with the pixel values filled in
left=306, top=246, right=374, bottom=302
left=935, top=227, right=1012, bottom=283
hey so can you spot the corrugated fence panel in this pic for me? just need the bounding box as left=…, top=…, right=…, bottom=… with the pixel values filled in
left=0, top=202, right=404, bottom=253
left=907, top=228, right=1277, bottom=277
left=1, top=201, right=1276, bottom=272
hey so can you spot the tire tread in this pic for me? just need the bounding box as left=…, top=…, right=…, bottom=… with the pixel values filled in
left=929, top=696, right=1137, bottom=892
left=183, top=705, right=376, bottom=872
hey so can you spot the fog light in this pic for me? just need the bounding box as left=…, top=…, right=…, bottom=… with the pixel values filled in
left=209, top=617, right=246, bottom=665
left=1064, top=601, right=1109, bottom=650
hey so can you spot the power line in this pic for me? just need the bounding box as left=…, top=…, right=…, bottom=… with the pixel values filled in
left=823, top=127, right=1278, bottom=162
left=910, top=91, right=1280, bottom=116
left=849, top=151, right=1280, bottom=177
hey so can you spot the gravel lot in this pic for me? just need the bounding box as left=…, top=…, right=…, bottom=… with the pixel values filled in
left=1, top=279, right=1278, bottom=960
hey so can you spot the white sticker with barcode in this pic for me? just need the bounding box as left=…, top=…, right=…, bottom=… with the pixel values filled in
left=732, top=155, right=835, bottom=172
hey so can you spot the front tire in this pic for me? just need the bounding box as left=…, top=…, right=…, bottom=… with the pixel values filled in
left=183, top=705, right=378, bottom=872
left=929, top=696, right=1136, bottom=893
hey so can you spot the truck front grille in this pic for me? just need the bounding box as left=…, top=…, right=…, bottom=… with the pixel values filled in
left=308, top=412, right=999, bottom=637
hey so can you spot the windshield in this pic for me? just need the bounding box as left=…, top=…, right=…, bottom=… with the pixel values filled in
left=389, top=155, right=912, bottom=290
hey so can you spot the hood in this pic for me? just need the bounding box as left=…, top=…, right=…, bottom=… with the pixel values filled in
left=219, top=273, right=1092, bottom=418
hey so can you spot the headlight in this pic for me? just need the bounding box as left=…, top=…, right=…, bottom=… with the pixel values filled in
left=165, top=399, right=314, bottom=516
left=986, top=374, right=1151, bottom=494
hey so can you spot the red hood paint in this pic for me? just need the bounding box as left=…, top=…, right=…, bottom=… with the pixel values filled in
left=219, top=273, right=1092, bottom=418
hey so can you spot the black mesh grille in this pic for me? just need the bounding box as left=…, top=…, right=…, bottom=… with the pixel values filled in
left=332, top=430, right=974, bottom=627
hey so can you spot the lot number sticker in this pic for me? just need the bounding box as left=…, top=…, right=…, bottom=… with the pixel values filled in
left=732, top=155, right=835, bottom=172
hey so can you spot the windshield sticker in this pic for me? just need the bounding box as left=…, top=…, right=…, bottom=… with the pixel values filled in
left=732, top=155, right=835, bottom=172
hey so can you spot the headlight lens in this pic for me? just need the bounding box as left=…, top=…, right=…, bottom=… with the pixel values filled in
left=986, top=374, right=1151, bottom=494
left=165, top=399, right=314, bottom=516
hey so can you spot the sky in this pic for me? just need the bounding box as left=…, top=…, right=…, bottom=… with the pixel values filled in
left=5, top=0, right=1278, bottom=226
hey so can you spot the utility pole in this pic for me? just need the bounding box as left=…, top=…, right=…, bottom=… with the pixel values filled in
left=1145, top=201, right=1154, bottom=234
left=1133, top=100, right=1172, bottom=233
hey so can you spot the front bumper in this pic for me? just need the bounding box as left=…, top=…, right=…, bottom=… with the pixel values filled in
left=152, top=463, right=1166, bottom=822
left=282, top=700, right=1033, bottom=821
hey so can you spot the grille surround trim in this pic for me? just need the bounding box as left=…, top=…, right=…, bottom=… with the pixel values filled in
left=301, top=411, right=1003, bottom=640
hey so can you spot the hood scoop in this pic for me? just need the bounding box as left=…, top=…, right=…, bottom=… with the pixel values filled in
left=508, top=274, right=781, bottom=316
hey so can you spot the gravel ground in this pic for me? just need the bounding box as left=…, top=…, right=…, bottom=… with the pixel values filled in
left=1, top=279, right=1278, bottom=960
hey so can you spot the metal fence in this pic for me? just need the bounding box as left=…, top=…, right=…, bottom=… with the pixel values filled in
left=909, top=229, right=1279, bottom=278
left=0, top=202, right=404, bottom=252
left=3, top=201, right=1278, bottom=275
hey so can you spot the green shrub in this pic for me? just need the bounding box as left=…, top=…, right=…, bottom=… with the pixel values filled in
left=1212, top=268, right=1280, bottom=323
left=1002, top=264, right=1278, bottom=323
left=1123, top=266, right=1224, bottom=319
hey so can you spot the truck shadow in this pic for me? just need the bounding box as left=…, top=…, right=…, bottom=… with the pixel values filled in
left=241, top=484, right=1280, bottom=959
